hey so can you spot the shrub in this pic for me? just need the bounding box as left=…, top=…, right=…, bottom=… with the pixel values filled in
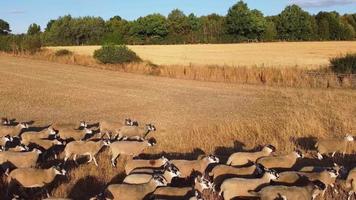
left=55, top=49, right=73, bottom=56
left=330, top=54, right=356, bottom=74
left=93, top=45, right=141, bottom=64
left=21, top=35, right=42, bottom=54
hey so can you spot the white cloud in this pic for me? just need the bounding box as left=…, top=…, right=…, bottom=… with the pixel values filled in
left=291, top=0, right=356, bottom=8
left=7, top=10, right=26, bottom=15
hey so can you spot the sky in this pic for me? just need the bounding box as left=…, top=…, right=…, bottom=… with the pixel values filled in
left=1, top=0, right=356, bottom=34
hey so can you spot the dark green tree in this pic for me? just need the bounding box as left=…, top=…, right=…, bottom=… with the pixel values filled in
left=226, top=1, right=267, bottom=40
left=0, top=19, right=11, bottom=35
left=276, top=5, right=314, bottom=40
left=130, top=14, right=168, bottom=43
left=27, top=23, right=41, bottom=35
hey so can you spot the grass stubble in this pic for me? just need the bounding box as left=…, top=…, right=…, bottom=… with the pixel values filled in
left=0, top=51, right=355, bottom=199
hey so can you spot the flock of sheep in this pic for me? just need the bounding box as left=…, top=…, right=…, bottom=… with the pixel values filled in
left=0, top=117, right=355, bottom=200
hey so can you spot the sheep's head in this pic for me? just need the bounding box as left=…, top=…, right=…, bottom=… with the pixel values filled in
left=147, top=138, right=157, bottom=146
left=3, top=135, right=13, bottom=143
left=206, top=154, right=219, bottom=164
left=294, top=150, right=304, bottom=158
left=266, top=169, right=279, bottom=180
left=19, top=144, right=29, bottom=152
left=265, top=144, right=276, bottom=153
left=153, top=174, right=167, bottom=186
left=345, top=134, right=354, bottom=142
left=146, top=124, right=156, bottom=131
left=54, top=164, right=66, bottom=176
left=79, top=121, right=88, bottom=129
left=32, top=148, right=42, bottom=154
left=1, top=118, right=9, bottom=125
left=326, top=168, right=339, bottom=178
left=166, top=163, right=181, bottom=177
left=19, top=122, right=29, bottom=129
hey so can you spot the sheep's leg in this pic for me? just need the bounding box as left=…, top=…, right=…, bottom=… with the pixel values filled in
left=73, top=154, right=79, bottom=165
left=347, top=191, right=354, bottom=200
left=64, top=153, right=71, bottom=163
left=87, top=153, right=93, bottom=163
left=111, top=154, right=119, bottom=167
left=93, top=156, right=98, bottom=167
left=331, top=152, right=336, bottom=157
left=317, top=152, right=323, bottom=160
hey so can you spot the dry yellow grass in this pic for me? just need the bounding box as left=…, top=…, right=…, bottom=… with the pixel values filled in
left=0, top=56, right=355, bottom=199
left=48, top=41, right=356, bottom=68
left=5, top=50, right=355, bottom=89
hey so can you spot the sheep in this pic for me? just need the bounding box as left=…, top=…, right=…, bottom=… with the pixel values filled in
left=152, top=176, right=213, bottom=199
left=124, top=156, right=169, bottom=174
left=218, top=169, right=279, bottom=199
left=28, top=139, right=63, bottom=150
left=170, top=155, right=220, bottom=178
left=345, top=167, right=356, bottom=200
left=226, top=145, right=276, bottom=166
left=275, top=168, right=338, bottom=196
left=0, top=148, right=42, bottom=169
left=7, top=165, right=66, bottom=197
left=64, top=139, right=110, bottom=166
left=209, top=163, right=264, bottom=180
left=1, top=117, right=10, bottom=125
left=189, top=190, right=203, bottom=200
left=0, top=135, right=13, bottom=147
left=249, top=180, right=326, bottom=200
left=256, top=150, right=303, bottom=170
left=99, top=120, right=125, bottom=136
left=20, top=128, right=58, bottom=145
left=0, top=122, right=28, bottom=137
left=123, top=163, right=180, bottom=184
left=105, top=175, right=167, bottom=200
left=315, top=134, right=354, bottom=160
left=57, top=127, right=93, bottom=141
left=109, top=138, right=156, bottom=167
left=116, top=124, right=156, bottom=140
left=7, top=144, right=29, bottom=152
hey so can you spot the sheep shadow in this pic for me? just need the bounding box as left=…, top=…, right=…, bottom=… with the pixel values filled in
left=139, top=148, right=206, bottom=160
left=291, top=136, right=318, bottom=151
left=214, top=140, right=246, bottom=163
left=68, top=176, right=106, bottom=200
left=24, top=124, right=51, bottom=133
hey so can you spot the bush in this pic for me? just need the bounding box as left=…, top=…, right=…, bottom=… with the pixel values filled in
left=55, top=49, right=73, bottom=56
left=22, top=35, right=42, bottom=54
left=330, top=54, right=356, bottom=74
left=93, top=45, right=141, bottom=64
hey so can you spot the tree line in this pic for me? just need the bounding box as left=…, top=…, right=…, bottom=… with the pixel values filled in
left=1, top=1, right=355, bottom=47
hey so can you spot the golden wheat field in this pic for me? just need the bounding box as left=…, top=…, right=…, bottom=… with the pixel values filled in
left=0, top=55, right=356, bottom=200
left=48, top=41, right=356, bottom=68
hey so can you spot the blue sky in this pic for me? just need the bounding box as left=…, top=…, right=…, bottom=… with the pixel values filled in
left=1, top=0, right=356, bottom=33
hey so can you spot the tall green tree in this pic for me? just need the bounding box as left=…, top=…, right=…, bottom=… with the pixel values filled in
left=168, top=9, right=190, bottom=35
left=276, top=5, right=314, bottom=40
left=0, top=19, right=11, bottom=35
left=130, top=14, right=168, bottom=43
left=226, top=1, right=267, bottom=40
left=104, top=16, right=130, bottom=44
left=27, top=23, right=41, bottom=35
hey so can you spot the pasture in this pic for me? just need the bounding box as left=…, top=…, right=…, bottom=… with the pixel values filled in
left=49, top=41, right=356, bottom=68
left=0, top=56, right=355, bottom=199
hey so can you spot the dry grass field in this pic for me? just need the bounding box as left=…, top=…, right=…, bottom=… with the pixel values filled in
left=0, top=56, right=355, bottom=199
left=48, top=41, right=356, bottom=68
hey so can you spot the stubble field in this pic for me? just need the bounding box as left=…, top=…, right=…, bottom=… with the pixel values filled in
left=0, top=55, right=355, bottom=199
left=49, top=41, right=356, bottom=68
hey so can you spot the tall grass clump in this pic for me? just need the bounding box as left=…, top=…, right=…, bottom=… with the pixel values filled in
left=55, top=49, right=73, bottom=56
left=330, top=53, right=356, bottom=74
left=93, top=45, right=141, bottom=64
